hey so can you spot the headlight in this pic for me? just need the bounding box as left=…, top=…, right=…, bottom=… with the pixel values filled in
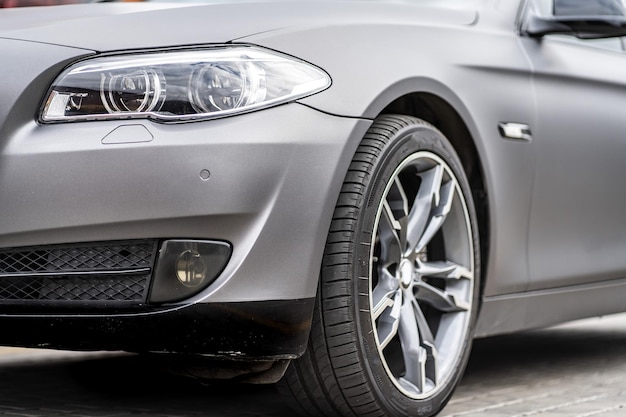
left=41, top=46, right=331, bottom=123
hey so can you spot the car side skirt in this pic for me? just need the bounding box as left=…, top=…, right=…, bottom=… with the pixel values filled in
left=476, top=278, right=626, bottom=338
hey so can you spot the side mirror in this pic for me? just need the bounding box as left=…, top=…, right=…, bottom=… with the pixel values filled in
left=525, top=0, right=626, bottom=39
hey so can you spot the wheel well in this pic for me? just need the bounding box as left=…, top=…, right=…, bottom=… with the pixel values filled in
left=380, top=93, right=490, bottom=294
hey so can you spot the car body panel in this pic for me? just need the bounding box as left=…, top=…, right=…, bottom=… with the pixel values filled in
left=0, top=1, right=476, bottom=51
left=521, top=35, right=626, bottom=291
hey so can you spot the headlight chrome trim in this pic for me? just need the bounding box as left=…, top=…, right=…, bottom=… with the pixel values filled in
left=40, top=45, right=331, bottom=124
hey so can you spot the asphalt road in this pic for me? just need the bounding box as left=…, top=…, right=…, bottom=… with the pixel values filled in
left=0, top=313, right=624, bottom=417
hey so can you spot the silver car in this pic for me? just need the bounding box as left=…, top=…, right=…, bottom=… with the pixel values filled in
left=0, top=0, right=625, bottom=416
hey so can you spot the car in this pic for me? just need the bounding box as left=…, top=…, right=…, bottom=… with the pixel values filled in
left=1, top=0, right=626, bottom=415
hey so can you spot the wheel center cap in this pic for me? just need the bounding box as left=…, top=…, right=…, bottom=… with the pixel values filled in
left=399, top=259, right=414, bottom=289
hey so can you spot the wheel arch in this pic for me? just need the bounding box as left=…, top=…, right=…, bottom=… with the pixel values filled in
left=376, top=91, right=490, bottom=299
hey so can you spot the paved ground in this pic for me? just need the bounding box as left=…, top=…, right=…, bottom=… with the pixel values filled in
left=441, top=313, right=626, bottom=417
left=0, top=313, right=624, bottom=416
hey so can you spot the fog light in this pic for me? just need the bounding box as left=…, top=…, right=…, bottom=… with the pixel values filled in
left=176, top=250, right=207, bottom=287
left=149, top=240, right=231, bottom=303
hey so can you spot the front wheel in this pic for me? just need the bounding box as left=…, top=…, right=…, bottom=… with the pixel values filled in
left=280, top=115, right=481, bottom=417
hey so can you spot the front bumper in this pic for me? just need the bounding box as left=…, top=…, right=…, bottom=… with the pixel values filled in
left=1, top=104, right=369, bottom=303
left=0, top=42, right=371, bottom=356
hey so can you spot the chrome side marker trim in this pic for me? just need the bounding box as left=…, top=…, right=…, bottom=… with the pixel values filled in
left=498, top=122, right=533, bottom=142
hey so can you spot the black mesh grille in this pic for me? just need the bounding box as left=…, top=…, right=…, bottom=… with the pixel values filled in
left=0, top=274, right=150, bottom=302
left=0, top=240, right=157, bottom=304
left=0, top=241, right=155, bottom=274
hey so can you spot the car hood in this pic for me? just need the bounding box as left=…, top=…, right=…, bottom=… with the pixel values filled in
left=0, top=1, right=477, bottom=52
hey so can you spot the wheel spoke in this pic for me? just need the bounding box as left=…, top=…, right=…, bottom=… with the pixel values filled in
left=415, top=281, right=469, bottom=312
left=411, top=296, right=435, bottom=345
left=410, top=296, right=438, bottom=384
left=414, top=179, right=455, bottom=254
left=398, top=293, right=427, bottom=392
left=405, top=165, right=448, bottom=256
left=387, top=177, right=410, bottom=219
left=376, top=289, right=402, bottom=349
left=379, top=200, right=402, bottom=267
left=417, top=260, right=472, bottom=280
left=411, top=297, right=438, bottom=385
left=372, top=269, right=399, bottom=319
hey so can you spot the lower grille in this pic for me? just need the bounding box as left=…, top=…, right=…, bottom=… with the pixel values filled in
left=0, top=240, right=158, bottom=304
left=0, top=274, right=150, bottom=302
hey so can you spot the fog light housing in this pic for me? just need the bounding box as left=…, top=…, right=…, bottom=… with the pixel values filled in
left=149, top=240, right=231, bottom=303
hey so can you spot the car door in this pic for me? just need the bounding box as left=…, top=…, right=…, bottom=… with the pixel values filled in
left=520, top=0, right=626, bottom=290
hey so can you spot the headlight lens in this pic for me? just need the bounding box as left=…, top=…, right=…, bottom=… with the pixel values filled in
left=41, top=46, right=331, bottom=123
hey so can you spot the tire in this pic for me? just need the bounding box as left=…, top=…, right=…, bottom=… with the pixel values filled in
left=279, top=115, right=481, bottom=417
